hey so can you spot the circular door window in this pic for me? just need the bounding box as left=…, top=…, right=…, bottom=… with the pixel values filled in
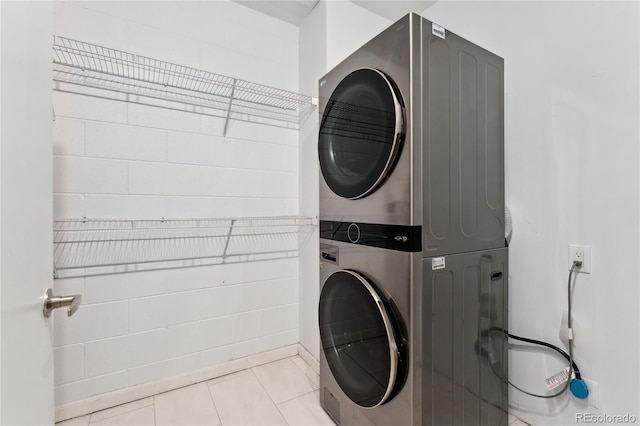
left=318, top=68, right=404, bottom=199
left=318, top=270, right=405, bottom=408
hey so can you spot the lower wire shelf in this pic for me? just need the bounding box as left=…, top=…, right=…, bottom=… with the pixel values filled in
left=53, top=216, right=317, bottom=279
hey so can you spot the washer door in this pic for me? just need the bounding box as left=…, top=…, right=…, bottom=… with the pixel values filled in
left=318, top=68, right=404, bottom=199
left=318, top=270, right=405, bottom=408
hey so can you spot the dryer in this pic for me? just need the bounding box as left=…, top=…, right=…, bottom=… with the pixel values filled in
left=318, top=12, right=505, bottom=257
left=318, top=30, right=412, bottom=227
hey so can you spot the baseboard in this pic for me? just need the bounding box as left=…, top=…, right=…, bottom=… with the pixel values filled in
left=55, top=344, right=299, bottom=422
left=296, top=343, right=320, bottom=375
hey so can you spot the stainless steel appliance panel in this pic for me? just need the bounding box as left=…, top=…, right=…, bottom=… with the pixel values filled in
left=422, top=248, right=509, bottom=426
left=421, top=23, right=505, bottom=256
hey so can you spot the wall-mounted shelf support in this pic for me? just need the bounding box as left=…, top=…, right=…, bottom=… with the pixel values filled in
left=223, top=80, right=237, bottom=137
left=221, top=218, right=236, bottom=261
left=52, top=36, right=316, bottom=132
left=53, top=216, right=316, bottom=279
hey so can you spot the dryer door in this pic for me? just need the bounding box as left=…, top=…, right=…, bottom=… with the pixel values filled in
left=318, top=68, right=404, bottom=199
left=318, top=269, right=405, bottom=408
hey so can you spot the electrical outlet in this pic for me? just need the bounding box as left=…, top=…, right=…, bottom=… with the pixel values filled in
left=568, top=245, right=591, bottom=274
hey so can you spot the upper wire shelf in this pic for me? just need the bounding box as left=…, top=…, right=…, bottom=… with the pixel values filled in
left=52, top=35, right=317, bottom=134
left=53, top=216, right=316, bottom=279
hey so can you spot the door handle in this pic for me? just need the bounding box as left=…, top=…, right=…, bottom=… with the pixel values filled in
left=43, top=288, right=81, bottom=318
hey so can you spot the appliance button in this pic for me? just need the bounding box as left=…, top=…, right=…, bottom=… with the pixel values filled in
left=347, top=223, right=361, bottom=243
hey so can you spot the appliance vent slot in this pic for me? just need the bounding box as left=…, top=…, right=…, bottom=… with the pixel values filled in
left=322, top=388, right=341, bottom=424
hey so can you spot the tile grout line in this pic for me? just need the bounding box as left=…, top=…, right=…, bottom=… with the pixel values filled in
left=249, top=362, right=291, bottom=424
left=289, top=356, right=320, bottom=387
left=276, top=388, right=317, bottom=406
left=207, top=368, right=265, bottom=426
left=252, top=357, right=322, bottom=424
left=203, top=378, right=223, bottom=426
left=86, top=397, right=154, bottom=425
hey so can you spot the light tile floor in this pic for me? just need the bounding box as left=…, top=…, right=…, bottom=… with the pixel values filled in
left=57, top=355, right=530, bottom=426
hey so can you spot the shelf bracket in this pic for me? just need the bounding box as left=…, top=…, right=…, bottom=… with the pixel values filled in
left=221, top=219, right=236, bottom=263
left=223, top=79, right=237, bottom=137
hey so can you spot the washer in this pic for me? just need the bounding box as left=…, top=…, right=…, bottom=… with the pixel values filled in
left=319, top=238, right=413, bottom=426
left=319, top=234, right=509, bottom=426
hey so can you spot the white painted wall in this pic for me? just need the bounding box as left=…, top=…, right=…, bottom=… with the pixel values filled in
left=324, top=1, right=392, bottom=71
left=297, top=0, right=392, bottom=359
left=52, top=1, right=301, bottom=405
left=424, top=2, right=639, bottom=424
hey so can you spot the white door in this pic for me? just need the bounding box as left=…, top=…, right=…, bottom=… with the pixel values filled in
left=1, top=2, right=55, bottom=424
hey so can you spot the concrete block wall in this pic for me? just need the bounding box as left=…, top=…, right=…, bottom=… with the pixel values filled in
left=52, top=1, right=302, bottom=405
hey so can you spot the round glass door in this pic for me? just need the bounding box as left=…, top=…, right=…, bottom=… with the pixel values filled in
left=318, top=270, right=405, bottom=408
left=318, top=68, right=404, bottom=199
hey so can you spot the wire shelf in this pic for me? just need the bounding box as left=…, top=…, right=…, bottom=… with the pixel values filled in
left=52, top=36, right=316, bottom=134
left=53, top=216, right=316, bottom=279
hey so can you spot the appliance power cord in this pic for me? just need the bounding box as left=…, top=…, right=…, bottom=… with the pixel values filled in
left=486, top=261, right=588, bottom=399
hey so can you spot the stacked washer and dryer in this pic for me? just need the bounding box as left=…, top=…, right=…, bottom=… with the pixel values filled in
left=317, top=13, right=509, bottom=426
